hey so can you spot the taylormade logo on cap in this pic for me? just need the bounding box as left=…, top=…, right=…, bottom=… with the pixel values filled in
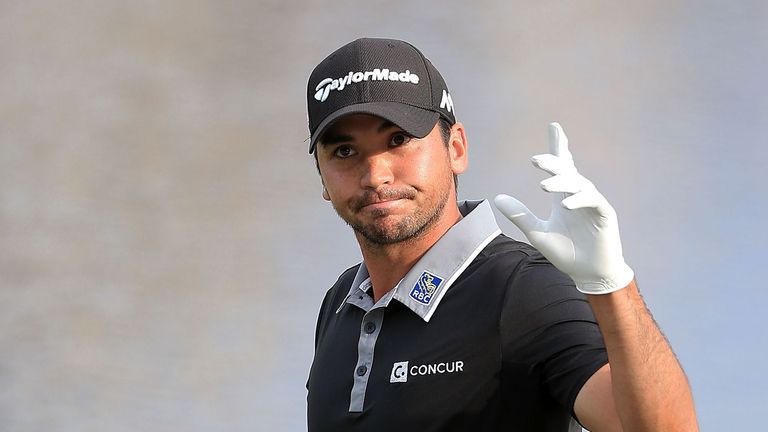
left=314, top=68, right=420, bottom=102
left=306, top=38, right=457, bottom=153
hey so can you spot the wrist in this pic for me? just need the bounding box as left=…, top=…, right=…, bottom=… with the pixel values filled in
left=575, top=264, right=635, bottom=295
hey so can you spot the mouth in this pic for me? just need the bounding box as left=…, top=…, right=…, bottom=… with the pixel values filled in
left=361, top=198, right=404, bottom=211
left=353, top=188, right=416, bottom=213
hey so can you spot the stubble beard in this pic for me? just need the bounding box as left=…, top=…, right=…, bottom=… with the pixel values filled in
left=338, top=184, right=451, bottom=247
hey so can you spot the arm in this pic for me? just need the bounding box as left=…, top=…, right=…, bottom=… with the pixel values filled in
left=575, top=280, right=697, bottom=431
left=494, top=123, right=697, bottom=431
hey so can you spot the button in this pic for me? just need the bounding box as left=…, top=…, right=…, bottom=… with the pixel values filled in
left=364, top=322, right=376, bottom=334
left=356, top=365, right=368, bottom=376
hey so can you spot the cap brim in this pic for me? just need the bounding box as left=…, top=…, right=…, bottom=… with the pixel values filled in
left=308, top=102, right=440, bottom=153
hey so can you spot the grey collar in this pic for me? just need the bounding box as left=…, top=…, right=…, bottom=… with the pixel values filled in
left=337, top=199, right=501, bottom=322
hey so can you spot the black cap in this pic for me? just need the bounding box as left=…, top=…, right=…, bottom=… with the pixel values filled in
left=306, top=38, right=456, bottom=153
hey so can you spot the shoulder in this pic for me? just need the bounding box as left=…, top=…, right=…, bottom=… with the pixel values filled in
left=450, top=234, right=578, bottom=317
left=317, top=263, right=360, bottom=317
left=473, top=235, right=588, bottom=322
left=471, top=234, right=571, bottom=291
left=470, top=234, right=541, bottom=276
left=478, top=233, right=541, bottom=260
left=312, top=263, right=361, bottom=346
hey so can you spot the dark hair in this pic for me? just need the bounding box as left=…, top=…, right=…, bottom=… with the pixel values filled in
left=436, top=118, right=459, bottom=192
left=313, top=118, right=459, bottom=192
left=437, top=118, right=451, bottom=143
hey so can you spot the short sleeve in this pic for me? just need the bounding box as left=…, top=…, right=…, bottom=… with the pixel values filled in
left=500, top=250, right=608, bottom=415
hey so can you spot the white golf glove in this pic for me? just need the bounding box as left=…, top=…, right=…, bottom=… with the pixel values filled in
left=494, top=122, right=634, bottom=295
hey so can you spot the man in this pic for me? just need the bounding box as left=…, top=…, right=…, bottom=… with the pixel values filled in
left=305, top=38, right=697, bottom=431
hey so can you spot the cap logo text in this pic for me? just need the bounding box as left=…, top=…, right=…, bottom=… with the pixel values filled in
left=314, top=69, right=420, bottom=102
left=440, top=89, right=454, bottom=113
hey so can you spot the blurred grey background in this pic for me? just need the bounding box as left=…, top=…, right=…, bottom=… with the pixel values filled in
left=1, top=1, right=766, bottom=430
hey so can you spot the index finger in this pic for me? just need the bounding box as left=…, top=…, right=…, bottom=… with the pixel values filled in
left=548, top=122, right=573, bottom=160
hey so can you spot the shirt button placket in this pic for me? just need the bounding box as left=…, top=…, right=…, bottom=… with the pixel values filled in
left=358, top=313, right=378, bottom=377
left=348, top=309, right=383, bottom=412
left=364, top=321, right=376, bottom=334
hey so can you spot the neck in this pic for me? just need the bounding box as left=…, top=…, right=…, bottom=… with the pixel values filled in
left=357, top=204, right=462, bottom=302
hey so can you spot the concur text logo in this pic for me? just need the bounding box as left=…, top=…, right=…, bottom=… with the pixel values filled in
left=389, top=360, right=464, bottom=383
left=390, top=361, right=409, bottom=383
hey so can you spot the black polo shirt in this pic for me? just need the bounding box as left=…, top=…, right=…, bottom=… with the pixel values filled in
left=307, top=200, right=608, bottom=431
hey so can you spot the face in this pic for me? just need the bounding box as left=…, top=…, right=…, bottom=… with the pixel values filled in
left=316, top=114, right=467, bottom=246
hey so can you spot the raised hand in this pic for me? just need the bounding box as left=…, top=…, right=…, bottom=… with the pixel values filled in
left=494, top=122, right=634, bottom=294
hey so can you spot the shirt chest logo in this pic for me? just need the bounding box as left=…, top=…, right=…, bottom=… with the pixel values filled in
left=389, top=360, right=465, bottom=383
left=409, top=271, right=444, bottom=305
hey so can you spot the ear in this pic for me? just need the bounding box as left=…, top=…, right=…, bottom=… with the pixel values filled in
left=317, top=160, right=331, bottom=201
left=447, top=122, right=469, bottom=175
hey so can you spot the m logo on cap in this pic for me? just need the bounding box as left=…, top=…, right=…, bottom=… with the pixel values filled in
left=440, top=89, right=454, bottom=113
left=313, top=68, right=420, bottom=103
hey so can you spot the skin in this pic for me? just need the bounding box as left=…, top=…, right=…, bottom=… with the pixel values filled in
left=575, top=282, right=699, bottom=431
left=315, top=114, right=698, bottom=431
left=316, top=114, right=467, bottom=301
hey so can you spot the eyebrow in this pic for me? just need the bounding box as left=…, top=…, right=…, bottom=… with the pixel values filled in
left=319, top=120, right=398, bottom=147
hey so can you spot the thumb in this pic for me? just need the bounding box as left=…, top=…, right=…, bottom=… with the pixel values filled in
left=494, top=194, right=541, bottom=235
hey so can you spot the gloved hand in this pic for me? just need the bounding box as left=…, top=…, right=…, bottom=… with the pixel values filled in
left=494, top=122, right=634, bottom=295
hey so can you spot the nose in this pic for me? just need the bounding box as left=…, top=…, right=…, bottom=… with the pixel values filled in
left=360, top=153, right=394, bottom=189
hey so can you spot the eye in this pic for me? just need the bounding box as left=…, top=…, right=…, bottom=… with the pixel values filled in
left=390, top=132, right=412, bottom=147
left=333, top=145, right=356, bottom=159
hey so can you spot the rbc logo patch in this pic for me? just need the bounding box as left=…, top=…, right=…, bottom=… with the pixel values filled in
left=410, top=271, right=443, bottom=305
